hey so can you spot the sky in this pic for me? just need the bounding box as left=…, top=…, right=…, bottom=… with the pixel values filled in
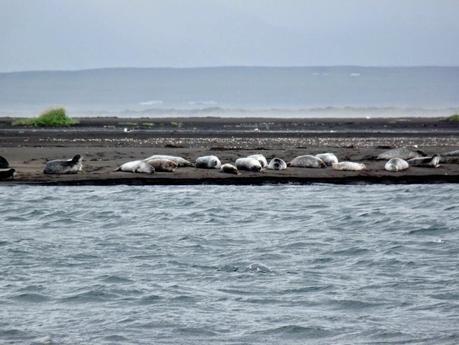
left=0, top=0, right=458, bottom=72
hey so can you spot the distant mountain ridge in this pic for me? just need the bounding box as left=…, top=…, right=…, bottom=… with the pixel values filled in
left=1, top=66, right=458, bottom=117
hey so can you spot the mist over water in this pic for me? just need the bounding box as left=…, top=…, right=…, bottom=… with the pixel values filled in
left=1, top=184, right=458, bottom=344
left=1, top=67, right=458, bottom=117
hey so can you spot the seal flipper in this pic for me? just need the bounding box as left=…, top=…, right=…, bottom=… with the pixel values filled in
left=0, top=156, right=9, bottom=169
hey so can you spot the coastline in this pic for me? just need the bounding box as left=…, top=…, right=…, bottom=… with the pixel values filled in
left=1, top=116, right=458, bottom=185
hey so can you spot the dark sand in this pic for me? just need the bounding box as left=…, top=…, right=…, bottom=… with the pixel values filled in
left=1, top=117, right=458, bottom=185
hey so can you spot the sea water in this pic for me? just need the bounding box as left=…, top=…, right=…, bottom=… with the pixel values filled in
left=0, top=184, right=458, bottom=344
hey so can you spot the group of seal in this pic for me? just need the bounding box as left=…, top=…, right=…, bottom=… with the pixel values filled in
left=0, top=146, right=456, bottom=180
left=379, top=148, right=444, bottom=172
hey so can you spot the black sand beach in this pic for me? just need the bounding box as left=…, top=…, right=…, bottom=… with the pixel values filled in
left=0, top=117, right=458, bottom=185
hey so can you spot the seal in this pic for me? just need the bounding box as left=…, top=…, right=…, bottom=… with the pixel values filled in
left=221, top=163, right=239, bottom=175
left=116, top=160, right=154, bottom=174
left=235, top=157, right=262, bottom=172
left=145, top=158, right=177, bottom=172
left=440, top=150, right=459, bottom=164
left=247, top=154, right=268, bottom=168
left=43, top=154, right=83, bottom=174
left=0, top=168, right=15, bottom=180
left=407, top=155, right=440, bottom=168
left=267, top=158, right=287, bottom=170
left=377, top=147, right=426, bottom=160
left=0, top=155, right=15, bottom=180
left=288, top=155, right=326, bottom=168
left=332, top=161, right=366, bottom=171
left=144, top=155, right=192, bottom=167
left=315, top=153, right=338, bottom=166
left=0, top=155, right=9, bottom=169
left=384, top=158, right=409, bottom=172
left=195, top=155, right=222, bottom=169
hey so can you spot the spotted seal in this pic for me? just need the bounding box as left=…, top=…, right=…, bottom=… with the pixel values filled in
left=43, top=154, right=83, bottom=174
left=144, top=155, right=192, bottom=167
left=195, top=155, right=222, bottom=169
left=288, top=155, right=326, bottom=168
left=116, top=160, right=154, bottom=174
left=235, top=158, right=262, bottom=172
left=145, top=159, right=177, bottom=172
left=220, top=163, right=239, bottom=175
left=384, top=158, right=409, bottom=172
left=332, top=161, right=366, bottom=171
left=267, top=158, right=287, bottom=170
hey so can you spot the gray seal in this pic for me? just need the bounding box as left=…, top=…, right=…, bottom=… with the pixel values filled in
left=408, top=155, right=440, bottom=168
left=195, top=155, right=222, bottom=169
left=440, top=150, right=459, bottom=164
left=385, top=158, right=409, bottom=172
left=44, top=155, right=83, bottom=174
left=267, top=158, right=287, bottom=170
left=288, top=155, right=326, bottom=168
left=377, top=147, right=426, bottom=160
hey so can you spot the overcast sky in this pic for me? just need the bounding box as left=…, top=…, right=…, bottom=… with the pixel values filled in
left=1, top=0, right=458, bottom=72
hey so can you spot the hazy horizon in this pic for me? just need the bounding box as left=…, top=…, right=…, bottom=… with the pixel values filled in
left=1, top=66, right=458, bottom=117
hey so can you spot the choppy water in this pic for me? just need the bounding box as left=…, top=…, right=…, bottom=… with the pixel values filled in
left=0, top=184, right=458, bottom=345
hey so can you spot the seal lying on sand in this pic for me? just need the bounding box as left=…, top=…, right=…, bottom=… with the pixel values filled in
left=385, top=158, right=409, bottom=172
left=408, top=155, right=440, bottom=168
left=116, top=160, right=154, bottom=174
left=377, top=147, right=426, bottom=160
left=235, top=158, right=262, bottom=172
left=440, top=150, right=459, bottom=164
left=144, top=155, right=192, bottom=167
left=288, top=155, right=326, bottom=168
left=315, top=153, right=338, bottom=166
left=267, top=158, right=287, bottom=170
left=221, top=163, right=239, bottom=175
left=0, top=156, right=9, bottom=169
left=0, top=156, right=15, bottom=180
left=145, top=159, right=177, bottom=172
left=0, top=168, right=15, bottom=180
left=332, top=162, right=366, bottom=171
left=44, top=155, right=83, bottom=174
left=195, top=155, right=222, bottom=169
left=247, top=154, right=268, bottom=168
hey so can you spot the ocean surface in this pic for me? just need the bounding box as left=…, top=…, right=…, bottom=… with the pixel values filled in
left=0, top=184, right=458, bottom=345
left=1, top=67, right=459, bottom=117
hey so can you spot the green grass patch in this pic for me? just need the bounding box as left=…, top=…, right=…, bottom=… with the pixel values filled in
left=446, top=114, right=459, bottom=122
left=14, top=108, right=78, bottom=127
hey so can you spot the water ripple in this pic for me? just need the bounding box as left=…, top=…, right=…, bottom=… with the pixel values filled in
left=0, top=184, right=458, bottom=344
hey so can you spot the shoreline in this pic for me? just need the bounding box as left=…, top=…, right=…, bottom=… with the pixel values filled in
left=0, top=117, right=458, bottom=185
